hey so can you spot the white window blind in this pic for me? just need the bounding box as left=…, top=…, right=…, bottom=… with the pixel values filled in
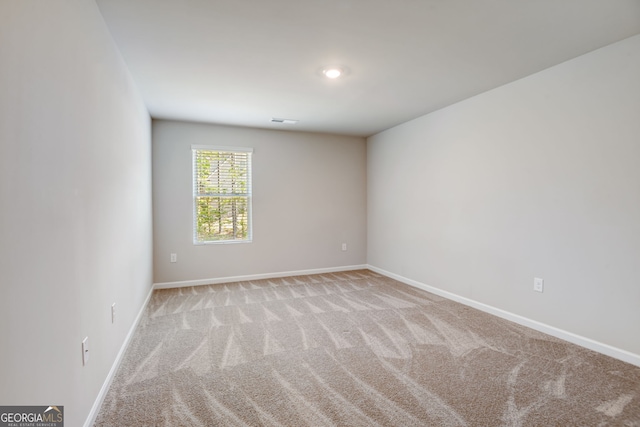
left=192, top=146, right=252, bottom=243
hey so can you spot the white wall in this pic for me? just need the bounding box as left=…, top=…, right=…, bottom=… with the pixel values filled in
left=153, top=120, right=366, bottom=284
left=0, top=1, right=152, bottom=426
left=368, top=35, right=640, bottom=357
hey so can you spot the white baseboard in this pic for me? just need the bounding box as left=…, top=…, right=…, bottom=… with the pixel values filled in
left=367, top=265, right=640, bottom=368
left=153, top=264, right=369, bottom=289
left=83, top=285, right=155, bottom=427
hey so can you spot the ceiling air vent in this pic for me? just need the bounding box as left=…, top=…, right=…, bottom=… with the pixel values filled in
left=270, top=118, right=298, bottom=124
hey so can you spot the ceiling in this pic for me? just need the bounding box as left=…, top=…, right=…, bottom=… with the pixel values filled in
left=96, top=0, right=640, bottom=137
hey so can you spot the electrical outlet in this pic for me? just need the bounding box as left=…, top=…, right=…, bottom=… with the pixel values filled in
left=341, top=243, right=347, bottom=251
left=111, top=303, right=116, bottom=323
left=82, top=337, right=89, bottom=366
left=534, top=277, right=544, bottom=293
left=170, top=253, right=177, bottom=263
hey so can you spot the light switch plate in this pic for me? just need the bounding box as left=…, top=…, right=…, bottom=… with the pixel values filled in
left=82, top=337, right=89, bottom=366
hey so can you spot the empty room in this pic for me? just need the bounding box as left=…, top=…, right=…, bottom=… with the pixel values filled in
left=1, top=0, right=639, bottom=426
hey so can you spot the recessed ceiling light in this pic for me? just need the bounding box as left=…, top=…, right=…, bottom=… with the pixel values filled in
left=323, top=68, right=342, bottom=79
left=319, top=66, right=349, bottom=79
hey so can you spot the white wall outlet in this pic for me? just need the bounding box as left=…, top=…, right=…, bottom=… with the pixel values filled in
left=341, top=243, right=347, bottom=251
left=534, top=277, right=544, bottom=293
left=82, top=337, right=89, bottom=366
left=170, top=253, right=177, bottom=263
left=111, top=303, right=116, bottom=323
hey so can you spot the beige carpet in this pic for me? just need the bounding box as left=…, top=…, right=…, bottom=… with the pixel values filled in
left=95, top=270, right=640, bottom=426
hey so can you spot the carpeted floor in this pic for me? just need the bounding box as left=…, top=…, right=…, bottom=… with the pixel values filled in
left=94, top=270, right=640, bottom=426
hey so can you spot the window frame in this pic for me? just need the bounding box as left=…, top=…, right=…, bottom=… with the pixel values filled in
left=191, top=145, right=253, bottom=245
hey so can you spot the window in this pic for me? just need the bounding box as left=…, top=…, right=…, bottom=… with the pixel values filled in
left=192, top=146, right=252, bottom=244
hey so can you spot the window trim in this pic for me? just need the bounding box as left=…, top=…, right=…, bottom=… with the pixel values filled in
left=192, top=145, right=253, bottom=245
